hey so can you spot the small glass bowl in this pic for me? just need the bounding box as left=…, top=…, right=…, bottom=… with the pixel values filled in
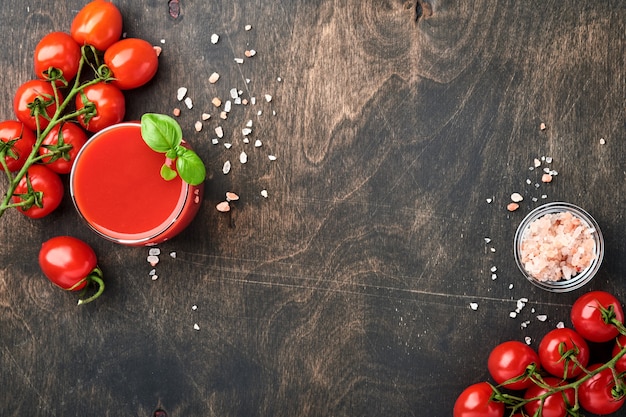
left=514, top=202, right=604, bottom=292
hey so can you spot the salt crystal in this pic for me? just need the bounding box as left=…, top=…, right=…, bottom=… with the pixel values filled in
left=211, top=138, right=219, bottom=145
left=510, top=312, right=518, bottom=318
left=534, top=158, right=541, bottom=168
left=469, top=303, right=479, bottom=311
left=491, top=274, right=497, bottom=280
left=484, top=238, right=491, bottom=243
left=265, top=94, right=272, bottom=102
left=600, top=138, right=606, bottom=145
left=172, top=108, right=181, bottom=117
left=250, top=97, right=256, bottom=105
left=192, top=305, right=198, bottom=310
left=184, top=97, right=193, bottom=109
left=486, top=198, right=493, bottom=204
left=242, top=128, right=252, bottom=136
left=254, top=139, right=262, bottom=148
left=230, top=88, right=238, bottom=99
left=220, top=111, right=228, bottom=120
left=209, top=72, right=220, bottom=84
left=537, top=315, right=548, bottom=322
left=490, top=248, right=496, bottom=253
left=245, top=24, right=252, bottom=31
left=202, top=113, right=211, bottom=121
left=541, top=174, right=553, bottom=183
left=215, top=126, right=224, bottom=138
left=193, top=323, right=200, bottom=331
left=147, top=255, right=159, bottom=266
left=507, top=203, right=519, bottom=212
left=525, top=337, right=532, bottom=345
left=234, top=97, right=242, bottom=105
left=151, top=275, right=158, bottom=281
left=216, top=201, right=230, bottom=212
left=490, top=266, right=497, bottom=272
left=149, top=248, right=161, bottom=256
left=556, top=321, right=565, bottom=328
left=245, top=49, right=256, bottom=57
left=224, top=101, right=232, bottom=112
left=545, top=156, right=553, bottom=163
left=268, top=155, right=277, bottom=161
left=149, top=269, right=156, bottom=276
left=246, top=119, right=253, bottom=127
left=222, top=160, right=231, bottom=174
left=194, top=121, right=203, bottom=132
left=521, top=321, right=530, bottom=329
left=508, top=284, right=514, bottom=289
left=540, top=122, right=547, bottom=130
left=234, top=58, right=244, bottom=64
left=211, top=33, right=219, bottom=44
left=176, top=87, right=187, bottom=101
left=224, top=143, right=232, bottom=149
left=239, top=152, right=248, bottom=164
left=243, top=138, right=250, bottom=144
left=226, top=192, right=239, bottom=201
left=261, top=189, right=269, bottom=198
left=511, top=192, right=524, bottom=202
left=212, top=97, right=222, bottom=107
left=170, top=252, right=177, bottom=258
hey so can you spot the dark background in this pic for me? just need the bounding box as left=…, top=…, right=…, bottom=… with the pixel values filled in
left=0, top=1, right=624, bottom=416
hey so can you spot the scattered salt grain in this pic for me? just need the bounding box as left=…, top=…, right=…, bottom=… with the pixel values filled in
left=245, top=24, right=252, bottom=31
left=192, top=304, right=198, bottom=310
left=211, top=138, right=219, bottom=145
left=212, top=97, right=222, bottom=107
left=264, top=94, right=272, bottom=102
left=507, top=203, right=520, bottom=212
left=153, top=46, right=162, bottom=57
left=224, top=143, right=232, bottom=149
left=491, top=274, right=497, bottom=280
left=226, top=192, right=239, bottom=201
left=234, top=58, right=244, bottom=64
left=215, top=126, right=224, bottom=138
left=486, top=198, right=493, bottom=204
left=540, top=122, right=547, bottom=131
left=521, top=320, right=531, bottom=329
left=177, top=87, right=187, bottom=101
left=508, top=283, right=514, bottom=289
left=230, top=88, right=239, bottom=99
left=216, top=201, right=230, bottom=212
left=239, top=151, right=248, bottom=164
left=245, top=49, right=256, bottom=57
left=209, top=72, right=220, bottom=84
left=151, top=275, right=159, bottom=281
left=254, top=139, right=262, bottom=148
left=534, top=158, right=541, bottom=168
left=537, top=315, right=548, bottom=322
left=194, top=121, right=203, bottom=132
left=222, top=160, right=231, bottom=175
left=600, top=138, right=606, bottom=145
left=541, top=173, right=553, bottom=183
left=184, top=96, right=193, bottom=109
left=469, top=303, right=479, bottom=311
left=484, top=237, right=492, bottom=243
left=201, top=113, right=211, bottom=121
left=510, top=312, right=518, bottom=318
left=268, top=155, right=277, bottom=161
left=149, top=269, right=156, bottom=276
left=172, top=108, right=181, bottom=117
left=149, top=248, right=161, bottom=256
left=261, top=189, right=268, bottom=198
left=490, top=266, right=497, bottom=273
left=170, top=252, right=177, bottom=258
left=242, top=128, right=252, bottom=136
left=224, top=100, right=232, bottom=112
left=211, top=33, right=219, bottom=44
left=525, top=337, right=532, bottom=345
left=193, top=323, right=200, bottom=331
left=556, top=321, right=565, bottom=329
left=511, top=192, right=524, bottom=203
left=147, top=255, right=159, bottom=266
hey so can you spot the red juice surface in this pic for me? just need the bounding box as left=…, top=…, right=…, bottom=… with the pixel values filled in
left=71, top=123, right=189, bottom=242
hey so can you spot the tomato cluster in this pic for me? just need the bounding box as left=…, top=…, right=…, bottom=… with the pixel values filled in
left=0, top=1, right=163, bottom=305
left=454, top=290, right=626, bottom=417
left=1, top=0, right=159, bottom=219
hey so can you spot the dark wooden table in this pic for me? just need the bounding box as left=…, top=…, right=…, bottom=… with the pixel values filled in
left=1, top=1, right=625, bottom=416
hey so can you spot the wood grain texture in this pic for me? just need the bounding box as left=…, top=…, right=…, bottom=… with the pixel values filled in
left=0, top=0, right=625, bottom=416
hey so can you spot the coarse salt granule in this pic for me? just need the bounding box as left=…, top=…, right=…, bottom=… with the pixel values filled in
left=176, top=87, right=187, bottom=101
left=209, top=72, right=220, bottom=84
left=222, top=160, right=231, bottom=175
left=520, top=211, right=596, bottom=282
left=469, top=303, right=479, bottom=311
left=211, top=34, right=219, bottom=44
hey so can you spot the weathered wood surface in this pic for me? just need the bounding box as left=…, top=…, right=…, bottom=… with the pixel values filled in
left=0, top=1, right=624, bottom=415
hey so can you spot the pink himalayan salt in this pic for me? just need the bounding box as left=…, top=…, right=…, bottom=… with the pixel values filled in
left=520, top=211, right=596, bottom=282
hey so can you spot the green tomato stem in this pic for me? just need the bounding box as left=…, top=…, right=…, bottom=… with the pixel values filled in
left=76, top=267, right=105, bottom=306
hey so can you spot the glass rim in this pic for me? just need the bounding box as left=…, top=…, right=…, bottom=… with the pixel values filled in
left=513, top=202, right=604, bottom=293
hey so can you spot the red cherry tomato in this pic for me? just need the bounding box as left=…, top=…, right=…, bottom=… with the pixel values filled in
left=38, top=122, right=88, bottom=174
left=70, top=0, right=123, bottom=51
left=578, top=363, right=626, bottom=415
left=453, top=382, right=504, bottom=417
left=487, top=341, right=540, bottom=390
left=104, top=38, right=159, bottom=90
left=38, top=236, right=104, bottom=305
left=538, top=327, right=590, bottom=379
left=612, top=334, right=626, bottom=373
left=571, top=290, right=624, bottom=343
left=0, top=120, right=36, bottom=172
left=76, top=82, right=125, bottom=132
left=523, top=377, right=575, bottom=417
left=34, top=32, right=81, bottom=85
left=13, top=79, right=61, bottom=132
left=12, top=164, right=63, bottom=218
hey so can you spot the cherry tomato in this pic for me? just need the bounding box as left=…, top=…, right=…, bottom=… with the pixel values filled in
left=104, top=38, right=159, bottom=90
left=34, top=32, right=81, bottom=85
left=571, top=290, right=624, bottom=343
left=523, top=377, right=575, bottom=417
left=12, top=164, right=63, bottom=218
left=13, top=79, right=61, bottom=132
left=70, top=0, right=123, bottom=51
left=487, top=341, right=540, bottom=390
left=578, top=363, right=626, bottom=415
left=0, top=120, right=36, bottom=172
left=538, top=327, right=590, bottom=379
left=39, top=236, right=104, bottom=305
left=38, top=122, right=88, bottom=174
left=612, top=334, right=626, bottom=373
left=453, top=382, right=504, bottom=417
left=76, top=82, right=125, bottom=132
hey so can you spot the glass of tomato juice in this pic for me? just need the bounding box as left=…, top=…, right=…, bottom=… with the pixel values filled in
left=70, top=122, right=203, bottom=246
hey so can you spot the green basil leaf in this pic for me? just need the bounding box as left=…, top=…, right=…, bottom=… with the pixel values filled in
left=160, top=164, right=178, bottom=181
left=141, top=113, right=183, bottom=153
left=175, top=148, right=206, bottom=186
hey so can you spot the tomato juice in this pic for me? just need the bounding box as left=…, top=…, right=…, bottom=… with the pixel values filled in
left=70, top=122, right=203, bottom=245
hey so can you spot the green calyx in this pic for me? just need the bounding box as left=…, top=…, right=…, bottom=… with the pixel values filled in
left=140, top=113, right=206, bottom=186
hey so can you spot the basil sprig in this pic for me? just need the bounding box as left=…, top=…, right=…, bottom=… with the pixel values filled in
left=140, top=113, right=206, bottom=186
